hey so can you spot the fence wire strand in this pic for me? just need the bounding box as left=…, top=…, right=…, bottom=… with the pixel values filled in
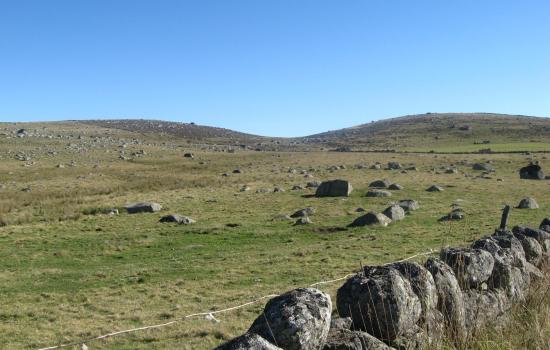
left=37, top=249, right=436, bottom=350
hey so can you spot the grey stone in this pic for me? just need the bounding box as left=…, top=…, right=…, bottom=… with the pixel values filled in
left=515, top=235, right=543, bottom=266
left=540, top=218, right=550, bottom=232
left=519, top=163, right=544, bottom=180
left=389, top=261, right=438, bottom=326
left=316, top=180, right=353, bottom=197
left=369, top=180, right=391, bottom=188
left=382, top=205, right=405, bottom=221
left=306, top=181, right=321, bottom=188
left=159, top=214, right=195, bottom=224
left=365, top=189, right=392, bottom=198
left=215, top=333, right=282, bottom=350
left=517, top=197, right=539, bottom=209
left=463, top=289, right=510, bottom=334
left=249, top=288, right=332, bottom=350
left=388, top=183, right=403, bottom=190
left=125, top=202, right=162, bottom=214
left=426, top=185, right=444, bottom=192
left=348, top=212, right=392, bottom=227
left=440, top=248, right=494, bottom=289
left=398, top=200, right=420, bottom=213
left=323, top=329, right=394, bottom=350
left=336, top=266, right=421, bottom=346
left=471, top=236, right=527, bottom=301
left=291, top=207, right=316, bottom=218
left=424, top=258, right=466, bottom=342
left=330, top=317, right=353, bottom=331
left=472, top=163, right=494, bottom=172
left=294, top=217, right=312, bottom=225
left=387, top=162, right=402, bottom=170
left=513, top=226, right=550, bottom=251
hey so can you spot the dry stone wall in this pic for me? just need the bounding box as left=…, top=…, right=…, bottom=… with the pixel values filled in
left=216, top=217, right=550, bottom=350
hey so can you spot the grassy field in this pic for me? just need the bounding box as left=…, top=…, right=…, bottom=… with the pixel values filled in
left=1, top=122, right=549, bottom=349
left=408, top=142, right=550, bottom=153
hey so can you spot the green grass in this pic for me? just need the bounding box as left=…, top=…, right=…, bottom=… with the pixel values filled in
left=408, top=142, right=550, bottom=153
left=0, top=122, right=549, bottom=349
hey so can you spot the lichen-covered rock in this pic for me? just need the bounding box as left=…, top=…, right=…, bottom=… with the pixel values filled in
left=463, top=289, right=510, bottom=334
left=249, top=288, right=332, bottom=350
left=215, top=333, right=282, bottom=350
left=382, top=205, right=406, bottom=222
left=440, top=248, right=494, bottom=289
left=323, top=329, right=395, bottom=350
left=398, top=200, right=420, bottom=213
left=290, top=207, right=316, bottom=218
left=472, top=236, right=526, bottom=301
left=330, top=317, right=353, bottom=331
left=348, top=212, right=392, bottom=227
left=159, top=214, right=195, bottom=224
left=515, top=234, right=543, bottom=266
left=517, top=197, right=539, bottom=209
left=389, top=261, right=437, bottom=323
left=424, top=258, right=466, bottom=342
left=369, top=179, right=391, bottom=188
left=336, top=266, right=421, bottom=346
left=390, top=261, right=442, bottom=347
left=491, top=232, right=527, bottom=265
left=513, top=226, right=550, bottom=252
left=315, top=180, right=353, bottom=197
left=365, top=189, right=392, bottom=198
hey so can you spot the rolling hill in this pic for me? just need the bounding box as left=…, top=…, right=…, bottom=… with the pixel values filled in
left=4, top=113, right=550, bottom=152
left=303, top=113, right=550, bottom=152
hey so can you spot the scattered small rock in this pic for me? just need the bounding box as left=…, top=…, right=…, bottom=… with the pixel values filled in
left=517, top=197, right=539, bottom=209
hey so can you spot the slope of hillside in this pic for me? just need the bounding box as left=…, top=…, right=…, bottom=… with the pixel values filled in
left=79, top=119, right=264, bottom=144
left=304, top=113, right=550, bottom=152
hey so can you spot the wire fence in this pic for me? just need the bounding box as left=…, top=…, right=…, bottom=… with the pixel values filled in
left=37, top=249, right=436, bottom=350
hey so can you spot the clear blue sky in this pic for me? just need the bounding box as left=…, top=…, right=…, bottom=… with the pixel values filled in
left=1, top=1, right=549, bottom=136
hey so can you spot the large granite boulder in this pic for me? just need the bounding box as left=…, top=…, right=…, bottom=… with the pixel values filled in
left=440, top=248, right=494, bottom=289
left=519, top=163, right=545, bottom=180
left=463, top=289, right=510, bottom=334
left=348, top=212, right=392, bottom=227
left=336, top=266, right=421, bottom=347
left=471, top=236, right=527, bottom=301
left=517, top=197, right=539, bottom=209
left=513, top=226, right=550, bottom=252
left=398, top=200, right=420, bottom=213
left=424, top=258, right=466, bottom=342
left=316, top=180, right=353, bottom=197
left=249, top=288, right=332, bottom=350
